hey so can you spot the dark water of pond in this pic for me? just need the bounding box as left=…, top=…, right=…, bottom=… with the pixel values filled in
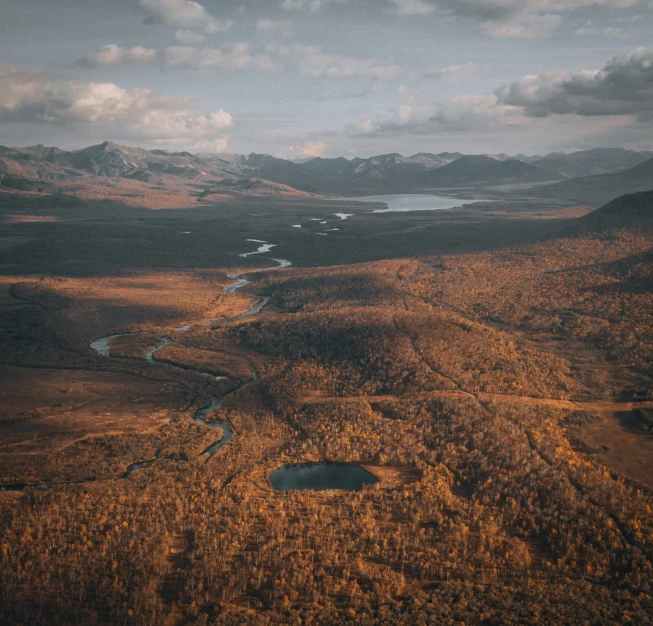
left=269, top=462, right=378, bottom=492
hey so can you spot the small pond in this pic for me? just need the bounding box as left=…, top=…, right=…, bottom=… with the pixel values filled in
left=269, top=462, right=378, bottom=492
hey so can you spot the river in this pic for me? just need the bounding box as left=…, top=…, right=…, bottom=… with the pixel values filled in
left=85, top=249, right=292, bottom=476
left=4, top=239, right=364, bottom=491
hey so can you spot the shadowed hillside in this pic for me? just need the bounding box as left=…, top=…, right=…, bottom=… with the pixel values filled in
left=530, top=159, right=653, bottom=206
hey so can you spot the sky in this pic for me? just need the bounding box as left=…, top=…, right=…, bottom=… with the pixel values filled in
left=1, top=0, right=652, bottom=158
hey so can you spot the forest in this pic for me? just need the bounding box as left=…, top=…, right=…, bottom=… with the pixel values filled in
left=1, top=202, right=652, bottom=625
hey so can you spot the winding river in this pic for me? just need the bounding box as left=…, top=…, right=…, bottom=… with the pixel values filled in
left=0, top=244, right=292, bottom=491
left=89, top=247, right=292, bottom=477
left=4, top=236, right=372, bottom=492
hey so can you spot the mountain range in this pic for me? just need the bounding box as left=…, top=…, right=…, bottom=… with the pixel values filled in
left=1, top=141, right=652, bottom=206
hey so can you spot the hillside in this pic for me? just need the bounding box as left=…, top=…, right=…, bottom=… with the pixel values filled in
left=0, top=142, right=318, bottom=206
left=575, top=190, right=653, bottom=231
left=234, top=153, right=342, bottom=193
left=414, top=155, right=562, bottom=188
left=531, top=158, right=653, bottom=205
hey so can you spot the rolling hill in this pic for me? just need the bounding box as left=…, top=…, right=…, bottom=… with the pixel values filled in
left=575, top=189, right=653, bottom=231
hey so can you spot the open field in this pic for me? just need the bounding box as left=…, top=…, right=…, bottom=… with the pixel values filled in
left=0, top=365, right=188, bottom=485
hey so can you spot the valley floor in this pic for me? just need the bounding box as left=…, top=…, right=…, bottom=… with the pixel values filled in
left=1, top=195, right=652, bottom=625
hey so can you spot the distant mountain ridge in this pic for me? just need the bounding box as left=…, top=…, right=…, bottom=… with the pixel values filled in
left=524, top=148, right=653, bottom=179
left=1, top=141, right=651, bottom=203
left=413, top=155, right=562, bottom=187
left=299, top=152, right=464, bottom=182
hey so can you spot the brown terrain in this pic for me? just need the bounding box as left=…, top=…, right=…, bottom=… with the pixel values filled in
left=0, top=171, right=652, bottom=625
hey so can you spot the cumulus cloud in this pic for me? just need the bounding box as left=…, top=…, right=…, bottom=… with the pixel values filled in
left=389, top=0, right=642, bottom=37
left=347, top=46, right=653, bottom=146
left=0, top=63, right=233, bottom=148
left=138, top=0, right=235, bottom=42
left=76, top=43, right=403, bottom=80
left=0, top=64, right=51, bottom=111
left=496, top=47, right=653, bottom=120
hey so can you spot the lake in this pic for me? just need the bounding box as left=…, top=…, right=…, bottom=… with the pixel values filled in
left=336, top=193, right=484, bottom=213
left=269, top=462, right=378, bottom=492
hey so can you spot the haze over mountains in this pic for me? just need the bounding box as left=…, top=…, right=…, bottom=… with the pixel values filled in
left=1, top=141, right=652, bottom=206
left=530, top=158, right=653, bottom=206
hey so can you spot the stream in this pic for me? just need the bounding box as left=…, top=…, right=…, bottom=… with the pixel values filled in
left=84, top=248, right=291, bottom=480
left=2, top=234, right=373, bottom=492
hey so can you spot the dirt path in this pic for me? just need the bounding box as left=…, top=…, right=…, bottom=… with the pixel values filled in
left=301, top=390, right=652, bottom=413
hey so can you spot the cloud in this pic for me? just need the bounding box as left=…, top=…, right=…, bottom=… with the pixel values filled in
left=346, top=46, right=653, bottom=148
left=350, top=95, right=522, bottom=137
left=496, top=47, right=653, bottom=120
left=138, top=0, right=235, bottom=42
left=0, top=64, right=51, bottom=111
left=284, top=140, right=329, bottom=158
left=281, top=0, right=324, bottom=11
left=391, top=0, right=640, bottom=20
left=306, top=83, right=388, bottom=101
left=0, top=63, right=233, bottom=148
left=256, top=19, right=291, bottom=31
left=574, top=26, right=632, bottom=37
left=389, top=0, right=642, bottom=38
left=478, top=13, right=562, bottom=38
left=265, top=43, right=403, bottom=79
left=281, top=0, right=349, bottom=11
left=175, top=30, right=207, bottom=44
left=422, top=62, right=484, bottom=80
left=193, top=137, right=231, bottom=152
left=164, top=43, right=276, bottom=70
left=76, top=44, right=159, bottom=68
left=391, top=0, right=436, bottom=14
left=76, top=43, right=403, bottom=80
